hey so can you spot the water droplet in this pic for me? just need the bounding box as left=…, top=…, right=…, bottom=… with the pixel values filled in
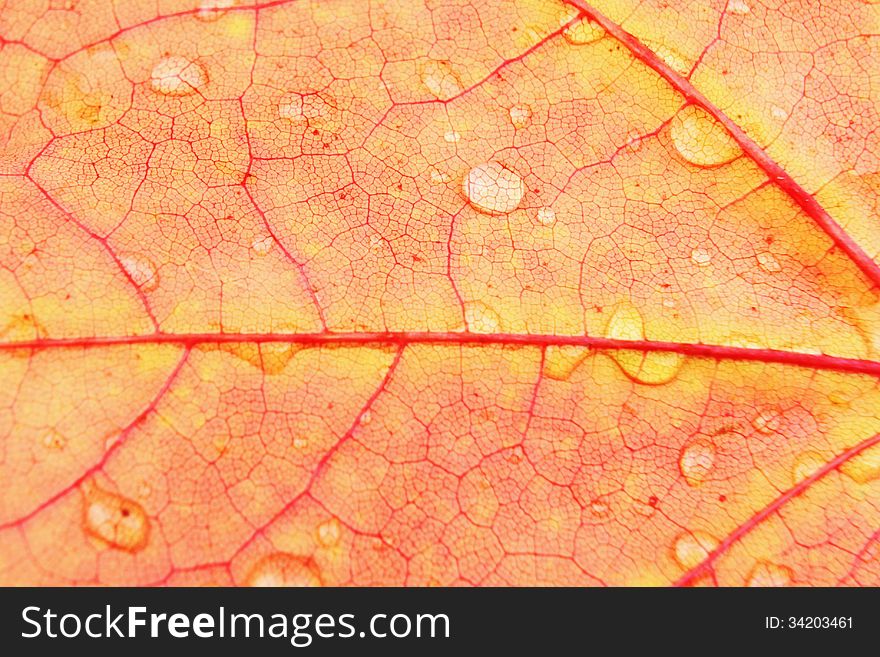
left=536, top=206, right=556, bottom=226
left=752, top=409, right=782, bottom=435
left=293, top=436, right=309, bottom=449
left=42, top=430, right=67, bottom=451
left=728, top=0, right=751, bottom=15
left=840, top=444, right=880, bottom=484
left=662, top=298, right=677, bottom=309
left=562, top=17, right=605, bottom=45
left=770, top=105, right=788, bottom=121
left=679, top=439, right=716, bottom=486
left=150, top=56, right=207, bottom=96
left=359, top=409, right=373, bottom=426
left=420, top=59, right=463, bottom=100
left=317, top=518, right=341, bottom=547
left=673, top=531, right=718, bottom=569
left=83, top=486, right=150, bottom=552
left=746, top=561, right=792, bottom=587
left=430, top=168, right=452, bottom=184
left=119, top=253, right=158, bottom=291
left=464, top=302, right=501, bottom=333
left=278, top=93, right=305, bottom=121
left=137, top=481, right=152, bottom=500
left=508, top=105, right=532, bottom=129
left=756, top=252, right=782, bottom=273
left=690, top=247, right=713, bottom=267
left=443, top=130, right=460, bottom=143
left=463, top=162, right=524, bottom=215
left=543, top=345, right=589, bottom=380
left=251, top=235, right=273, bottom=256
left=670, top=105, right=742, bottom=167
left=195, top=0, right=234, bottom=21
left=792, top=451, right=825, bottom=484
left=244, top=553, right=322, bottom=587
left=605, top=303, right=684, bottom=385
left=589, top=498, right=611, bottom=518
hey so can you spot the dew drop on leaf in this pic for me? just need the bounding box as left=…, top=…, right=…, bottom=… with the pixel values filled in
left=420, top=59, right=463, bottom=100
left=728, top=0, right=751, bottom=15
left=149, top=56, right=207, bottom=96
left=41, top=430, right=67, bottom=451
left=195, top=0, right=235, bottom=21
left=251, top=235, right=273, bottom=256
left=562, top=18, right=605, bottom=45
left=543, top=345, right=589, bottom=380
left=840, top=444, right=880, bottom=484
left=606, top=303, right=684, bottom=385
left=464, top=302, right=501, bottom=333
left=536, top=206, right=556, bottom=226
left=690, top=247, right=713, bottom=267
left=792, top=451, right=825, bottom=484
left=83, top=485, right=150, bottom=552
left=746, top=562, right=793, bottom=587
left=244, top=553, right=322, bottom=587
left=463, top=162, right=524, bottom=215
left=756, top=252, right=782, bottom=273
left=508, top=104, right=532, bottom=129
left=673, top=531, right=718, bottom=569
left=317, top=517, right=342, bottom=547
left=670, top=105, right=742, bottom=167
left=751, top=408, right=782, bottom=434
left=443, top=130, right=461, bottom=143
left=119, top=253, right=159, bottom=291
left=679, top=439, right=716, bottom=486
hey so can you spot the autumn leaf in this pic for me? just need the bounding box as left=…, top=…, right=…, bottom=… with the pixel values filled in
left=1, top=0, right=879, bottom=587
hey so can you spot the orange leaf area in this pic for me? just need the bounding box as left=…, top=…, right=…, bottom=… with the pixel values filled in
left=1, top=0, right=879, bottom=586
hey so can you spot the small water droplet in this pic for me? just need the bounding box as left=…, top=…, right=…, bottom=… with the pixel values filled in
left=431, top=168, right=452, bottom=184
left=83, top=485, right=150, bottom=552
left=727, top=0, right=751, bottom=15
left=679, top=439, right=716, bottom=486
left=752, top=409, right=782, bottom=435
left=251, top=235, right=273, bottom=256
left=119, top=253, right=158, bottom=291
left=42, top=430, right=67, bottom=451
left=420, top=59, right=463, bottom=100
left=317, top=517, right=341, bottom=547
left=606, top=304, right=684, bottom=385
left=662, top=298, right=677, bottom=309
left=670, top=105, right=742, bottom=167
left=673, top=531, right=718, bottom=568
left=463, top=162, right=524, bottom=215
left=792, top=451, right=825, bottom=484
left=195, top=0, right=234, bottom=21
left=562, top=17, right=605, bottom=45
left=770, top=105, right=788, bottom=121
left=508, top=105, right=532, bottom=129
left=244, top=553, right=322, bottom=587
left=464, top=302, right=501, bottom=333
left=690, top=247, right=713, bottom=267
left=840, top=443, right=880, bottom=484
left=535, top=206, right=556, bottom=226
left=293, top=436, right=309, bottom=449
left=746, top=561, right=792, bottom=587
left=150, top=56, right=207, bottom=96
left=359, top=409, right=373, bottom=426
left=137, top=481, right=152, bottom=500
left=443, top=130, right=460, bottom=143
left=589, top=498, right=611, bottom=518
left=756, top=252, right=782, bottom=273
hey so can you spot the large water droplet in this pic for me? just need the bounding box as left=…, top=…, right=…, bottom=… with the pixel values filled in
left=150, top=56, right=207, bottom=96
left=679, top=439, right=716, bottom=486
left=563, top=17, right=605, bottom=45
left=605, top=303, right=684, bottom=385
left=244, top=553, right=323, bottom=587
left=543, top=345, right=589, bottom=380
left=119, top=253, right=158, bottom=291
left=746, top=561, right=792, bottom=587
left=463, top=162, right=524, bottom=215
left=83, top=486, right=150, bottom=552
left=420, top=59, right=463, bottom=100
left=670, top=105, right=742, bottom=167
left=673, top=531, right=718, bottom=569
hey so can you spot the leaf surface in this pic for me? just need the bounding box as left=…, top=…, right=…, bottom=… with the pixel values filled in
left=1, top=0, right=879, bottom=586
